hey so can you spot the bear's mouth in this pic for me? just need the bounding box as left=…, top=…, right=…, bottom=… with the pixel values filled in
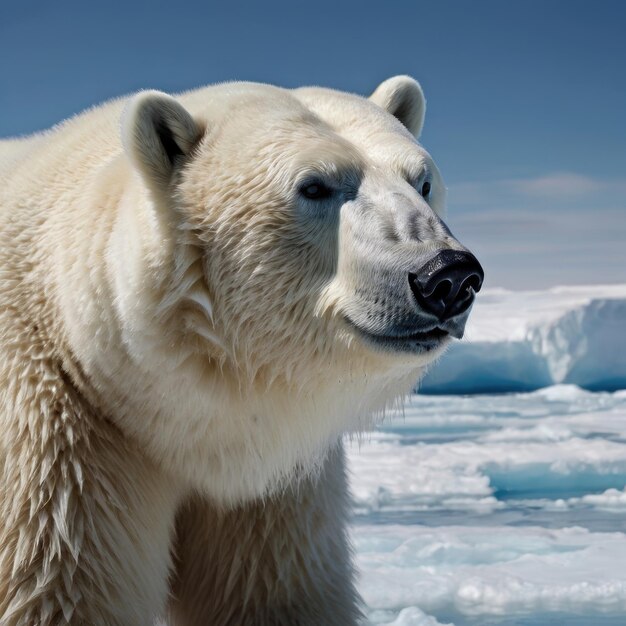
left=343, top=317, right=450, bottom=354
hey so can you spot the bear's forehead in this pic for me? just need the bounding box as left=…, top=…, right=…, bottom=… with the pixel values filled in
left=181, top=82, right=416, bottom=137
left=184, top=83, right=428, bottom=173
left=293, top=86, right=413, bottom=137
left=292, top=87, right=429, bottom=170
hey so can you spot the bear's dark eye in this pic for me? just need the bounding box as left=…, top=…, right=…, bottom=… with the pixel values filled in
left=420, top=181, right=431, bottom=198
left=300, top=181, right=333, bottom=200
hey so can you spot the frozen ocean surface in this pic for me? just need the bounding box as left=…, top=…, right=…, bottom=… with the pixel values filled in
left=348, top=386, right=626, bottom=625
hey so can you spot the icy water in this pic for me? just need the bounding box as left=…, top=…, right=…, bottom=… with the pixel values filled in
left=347, top=386, right=626, bottom=626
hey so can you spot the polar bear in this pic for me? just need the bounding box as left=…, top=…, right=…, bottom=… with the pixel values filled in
left=0, top=76, right=483, bottom=625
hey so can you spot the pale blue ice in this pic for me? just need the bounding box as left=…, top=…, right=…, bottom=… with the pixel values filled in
left=349, top=387, right=626, bottom=625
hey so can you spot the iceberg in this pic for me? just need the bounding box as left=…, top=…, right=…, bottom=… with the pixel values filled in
left=420, top=285, right=626, bottom=394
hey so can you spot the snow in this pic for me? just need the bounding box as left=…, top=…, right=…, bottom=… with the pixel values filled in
left=369, top=606, right=453, bottom=626
left=420, top=285, right=626, bottom=394
left=568, top=487, right=626, bottom=511
left=356, top=525, right=626, bottom=620
left=348, top=387, right=626, bottom=625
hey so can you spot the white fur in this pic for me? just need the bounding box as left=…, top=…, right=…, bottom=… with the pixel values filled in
left=369, top=75, right=426, bottom=139
left=0, top=77, right=451, bottom=624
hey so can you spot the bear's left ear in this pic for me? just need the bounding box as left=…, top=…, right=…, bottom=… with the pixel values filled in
left=122, top=90, right=203, bottom=190
left=369, top=75, right=426, bottom=139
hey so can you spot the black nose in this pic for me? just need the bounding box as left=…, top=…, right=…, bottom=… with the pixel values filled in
left=409, top=250, right=484, bottom=320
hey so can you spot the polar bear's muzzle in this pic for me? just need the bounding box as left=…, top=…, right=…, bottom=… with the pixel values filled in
left=341, top=224, right=484, bottom=355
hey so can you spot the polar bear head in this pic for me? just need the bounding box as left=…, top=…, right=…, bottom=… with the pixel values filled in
left=113, top=76, right=483, bottom=498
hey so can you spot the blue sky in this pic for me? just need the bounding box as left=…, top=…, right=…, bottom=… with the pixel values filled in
left=2, top=0, right=625, bottom=289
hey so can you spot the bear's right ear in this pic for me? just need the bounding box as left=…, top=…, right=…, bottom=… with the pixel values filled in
left=122, top=90, right=203, bottom=190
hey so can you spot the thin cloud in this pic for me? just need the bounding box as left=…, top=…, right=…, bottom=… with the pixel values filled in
left=512, top=172, right=602, bottom=197
left=444, top=173, right=626, bottom=289
left=448, top=173, right=626, bottom=211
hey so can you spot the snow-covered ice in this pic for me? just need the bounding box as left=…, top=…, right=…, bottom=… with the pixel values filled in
left=420, top=285, right=626, bottom=393
left=356, top=524, right=626, bottom=623
left=348, top=386, right=626, bottom=625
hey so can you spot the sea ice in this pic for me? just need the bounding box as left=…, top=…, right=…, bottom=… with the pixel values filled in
left=355, top=524, right=626, bottom=621
left=349, top=387, right=626, bottom=625
left=349, top=386, right=626, bottom=515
